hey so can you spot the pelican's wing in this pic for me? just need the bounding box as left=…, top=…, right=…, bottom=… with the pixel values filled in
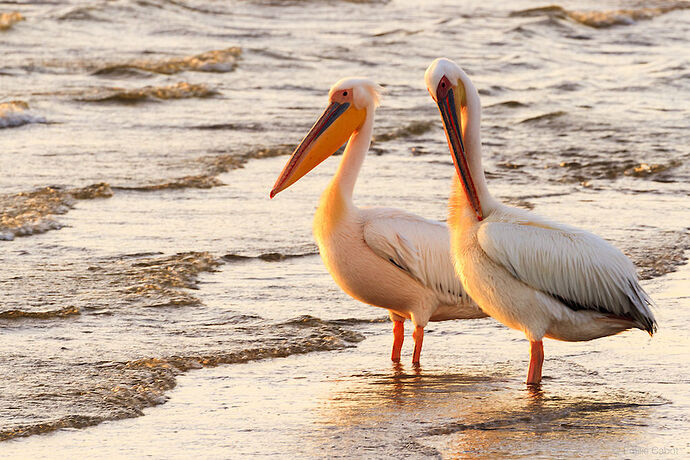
left=362, top=209, right=469, bottom=305
left=477, top=218, right=656, bottom=333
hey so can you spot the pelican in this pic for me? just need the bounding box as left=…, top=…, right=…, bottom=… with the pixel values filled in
left=425, top=58, right=657, bottom=384
left=270, top=78, right=487, bottom=364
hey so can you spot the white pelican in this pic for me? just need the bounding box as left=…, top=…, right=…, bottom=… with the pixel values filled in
left=424, top=58, right=657, bottom=384
left=270, top=78, right=487, bottom=364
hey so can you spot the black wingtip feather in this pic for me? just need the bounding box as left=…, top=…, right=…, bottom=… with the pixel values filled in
left=551, top=282, right=657, bottom=337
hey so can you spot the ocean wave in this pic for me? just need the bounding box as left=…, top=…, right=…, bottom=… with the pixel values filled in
left=222, top=250, right=319, bottom=262
left=0, top=306, right=80, bottom=320
left=69, top=183, right=115, bottom=199
left=115, top=252, right=221, bottom=307
left=569, top=5, right=690, bottom=28
left=502, top=197, right=535, bottom=210
left=0, top=101, right=47, bottom=129
left=118, top=251, right=165, bottom=259
left=496, top=162, right=526, bottom=170
left=371, top=27, right=422, bottom=37
left=0, top=12, right=23, bottom=31
left=144, top=323, right=364, bottom=372
left=374, top=120, right=435, bottom=143
left=623, top=161, right=682, bottom=178
left=1, top=251, right=220, bottom=326
left=0, top=313, right=364, bottom=441
left=54, top=1, right=228, bottom=22
left=93, top=47, right=241, bottom=76
left=243, top=145, right=295, bottom=160
left=192, top=122, right=265, bottom=131
left=557, top=159, right=682, bottom=183
left=626, top=229, right=690, bottom=281
left=76, top=82, right=218, bottom=103
left=486, top=100, right=529, bottom=109
left=510, top=3, right=690, bottom=29
left=158, top=0, right=233, bottom=15
left=324, top=316, right=389, bottom=325
left=1, top=415, right=111, bottom=442
left=113, top=175, right=223, bottom=192
left=57, top=6, right=106, bottom=22
left=519, top=110, right=567, bottom=124
left=203, top=145, right=294, bottom=175
left=48, top=252, right=222, bottom=310
left=0, top=183, right=112, bottom=241
left=0, top=362, right=178, bottom=442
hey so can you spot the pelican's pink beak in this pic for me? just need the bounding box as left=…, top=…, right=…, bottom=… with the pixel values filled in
left=434, top=76, right=483, bottom=221
left=270, top=98, right=366, bottom=198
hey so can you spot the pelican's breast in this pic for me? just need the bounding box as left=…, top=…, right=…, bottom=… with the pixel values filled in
left=312, top=187, right=426, bottom=318
left=449, top=199, right=546, bottom=337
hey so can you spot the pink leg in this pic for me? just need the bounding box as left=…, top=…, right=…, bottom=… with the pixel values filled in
left=391, top=320, right=404, bottom=362
left=412, top=326, right=424, bottom=365
left=526, top=340, right=544, bottom=385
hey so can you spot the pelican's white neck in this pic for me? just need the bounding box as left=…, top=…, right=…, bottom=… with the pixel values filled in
left=456, top=74, right=496, bottom=217
left=330, top=106, right=375, bottom=203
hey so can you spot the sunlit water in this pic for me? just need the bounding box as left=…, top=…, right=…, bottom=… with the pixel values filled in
left=1, top=0, right=689, bottom=457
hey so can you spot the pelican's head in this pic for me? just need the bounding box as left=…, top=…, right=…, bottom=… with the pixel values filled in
left=270, top=78, right=381, bottom=198
left=425, top=58, right=483, bottom=221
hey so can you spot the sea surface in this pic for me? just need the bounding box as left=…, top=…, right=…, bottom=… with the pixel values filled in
left=1, top=0, right=689, bottom=458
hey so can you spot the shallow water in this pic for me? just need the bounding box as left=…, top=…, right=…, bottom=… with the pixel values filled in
left=1, top=0, right=689, bottom=457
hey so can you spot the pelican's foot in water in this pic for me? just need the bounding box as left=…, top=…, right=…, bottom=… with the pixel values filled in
left=412, top=325, right=424, bottom=365
left=391, top=320, right=404, bottom=362
left=526, top=340, right=544, bottom=385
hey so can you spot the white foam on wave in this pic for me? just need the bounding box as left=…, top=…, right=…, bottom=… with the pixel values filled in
left=0, top=101, right=47, bottom=129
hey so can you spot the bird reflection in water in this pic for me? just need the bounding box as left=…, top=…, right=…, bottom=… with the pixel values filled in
left=314, top=363, right=660, bottom=458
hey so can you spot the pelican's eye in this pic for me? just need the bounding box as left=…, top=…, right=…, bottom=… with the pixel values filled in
left=436, top=76, right=452, bottom=99
left=332, top=88, right=353, bottom=104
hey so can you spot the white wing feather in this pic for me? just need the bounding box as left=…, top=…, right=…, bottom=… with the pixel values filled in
left=362, top=208, right=469, bottom=306
left=477, top=210, right=656, bottom=332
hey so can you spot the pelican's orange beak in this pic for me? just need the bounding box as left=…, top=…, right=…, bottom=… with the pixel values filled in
left=270, top=100, right=366, bottom=198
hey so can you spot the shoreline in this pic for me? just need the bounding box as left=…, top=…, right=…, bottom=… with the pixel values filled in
left=3, top=258, right=688, bottom=458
